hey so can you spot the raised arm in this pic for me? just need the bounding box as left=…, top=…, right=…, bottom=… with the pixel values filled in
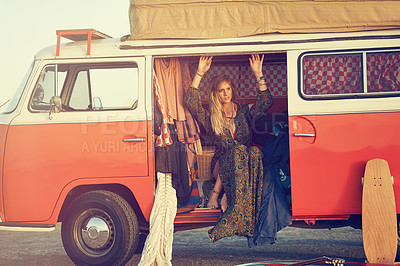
left=248, top=54, right=273, bottom=115
left=191, top=56, right=213, bottom=89
left=249, top=54, right=267, bottom=91
left=184, top=56, right=213, bottom=132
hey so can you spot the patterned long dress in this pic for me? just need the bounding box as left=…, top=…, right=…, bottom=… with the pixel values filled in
left=184, top=87, right=273, bottom=242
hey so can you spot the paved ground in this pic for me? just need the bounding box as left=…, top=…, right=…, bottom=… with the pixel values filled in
left=0, top=224, right=366, bottom=265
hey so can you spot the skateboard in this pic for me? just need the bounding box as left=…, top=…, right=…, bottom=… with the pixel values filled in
left=362, top=158, right=397, bottom=265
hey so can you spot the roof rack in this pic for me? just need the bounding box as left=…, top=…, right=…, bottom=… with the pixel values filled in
left=56, top=29, right=112, bottom=56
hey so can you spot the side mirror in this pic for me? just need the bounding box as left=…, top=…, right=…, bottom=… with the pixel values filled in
left=49, top=96, right=62, bottom=120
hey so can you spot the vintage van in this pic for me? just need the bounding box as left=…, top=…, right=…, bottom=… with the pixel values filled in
left=1, top=27, right=400, bottom=265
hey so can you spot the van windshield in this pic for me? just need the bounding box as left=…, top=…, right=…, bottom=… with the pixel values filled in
left=1, top=61, right=34, bottom=114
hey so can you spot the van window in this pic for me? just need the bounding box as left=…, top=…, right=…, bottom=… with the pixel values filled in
left=69, top=70, right=90, bottom=110
left=367, top=52, right=400, bottom=92
left=68, top=63, right=139, bottom=111
left=30, top=65, right=67, bottom=111
left=2, top=61, right=34, bottom=114
left=302, top=54, right=362, bottom=96
left=301, top=50, right=400, bottom=99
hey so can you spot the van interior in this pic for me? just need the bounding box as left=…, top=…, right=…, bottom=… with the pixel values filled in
left=153, top=53, right=291, bottom=214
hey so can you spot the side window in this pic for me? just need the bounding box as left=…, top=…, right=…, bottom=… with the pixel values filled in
left=367, top=52, right=400, bottom=92
left=67, top=63, right=139, bottom=111
left=301, top=50, right=400, bottom=99
left=30, top=65, right=67, bottom=111
left=302, top=54, right=362, bottom=96
left=69, top=70, right=90, bottom=110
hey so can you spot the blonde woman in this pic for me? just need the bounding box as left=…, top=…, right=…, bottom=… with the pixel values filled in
left=184, top=55, right=273, bottom=242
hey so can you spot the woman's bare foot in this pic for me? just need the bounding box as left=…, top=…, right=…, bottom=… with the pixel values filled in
left=221, top=193, right=228, bottom=212
left=207, top=190, right=220, bottom=209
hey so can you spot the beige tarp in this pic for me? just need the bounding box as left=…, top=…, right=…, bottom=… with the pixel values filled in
left=128, top=0, right=400, bottom=40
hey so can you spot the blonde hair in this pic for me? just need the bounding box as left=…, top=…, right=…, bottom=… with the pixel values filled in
left=208, top=74, right=237, bottom=136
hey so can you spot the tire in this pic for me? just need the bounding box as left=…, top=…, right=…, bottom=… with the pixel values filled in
left=61, top=190, right=139, bottom=266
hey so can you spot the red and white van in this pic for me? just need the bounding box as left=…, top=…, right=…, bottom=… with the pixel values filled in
left=1, top=28, right=400, bottom=265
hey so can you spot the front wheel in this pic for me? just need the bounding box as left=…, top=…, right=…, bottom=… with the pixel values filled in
left=61, top=190, right=139, bottom=265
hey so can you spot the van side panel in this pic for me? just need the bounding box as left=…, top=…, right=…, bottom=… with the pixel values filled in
left=289, top=112, right=400, bottom=218
left=16, top=121, right=155, bottom=226
left=3, top=120, right=149, bottom=222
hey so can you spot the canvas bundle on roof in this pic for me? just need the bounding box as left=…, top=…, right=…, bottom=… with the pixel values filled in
left=128, top=0, right=400, bottom=40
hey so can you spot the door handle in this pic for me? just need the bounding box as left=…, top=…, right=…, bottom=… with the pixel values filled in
left=122, top=138, right=146, bottom=142
left=294, top=133, right=315, bottom=137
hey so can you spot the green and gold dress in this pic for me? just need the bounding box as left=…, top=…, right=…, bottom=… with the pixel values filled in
left=184, top=86, right=273, bottom=242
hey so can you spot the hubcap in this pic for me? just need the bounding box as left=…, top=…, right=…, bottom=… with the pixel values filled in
left=82, top=217, right=111, bottom=249
left=74, top=208, right=116, bottom=257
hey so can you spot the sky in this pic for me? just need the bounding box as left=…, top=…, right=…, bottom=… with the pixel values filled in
left=0, top=0, right=131, bottom=106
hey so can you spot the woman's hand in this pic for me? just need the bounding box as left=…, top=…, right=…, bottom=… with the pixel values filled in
left=250, top=54, right=268, bottom=91
left=191, top=56, right=213, bottom=89
left=249, top=54, right=264, bottom=78
left=197, top=56, right=213, bottom=75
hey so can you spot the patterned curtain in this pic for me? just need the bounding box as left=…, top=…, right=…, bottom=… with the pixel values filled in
left=367, top=52, right=400, bottom=92
left=189, top=63, right=287, bottom=99
left=303, top=54, right=362, bottom=95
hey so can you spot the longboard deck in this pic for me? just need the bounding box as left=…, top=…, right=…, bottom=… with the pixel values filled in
left=362, top=158, right=397, bottom=265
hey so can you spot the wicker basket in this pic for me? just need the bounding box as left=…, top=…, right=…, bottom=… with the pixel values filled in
left=197, top=146, right=215, bottom=181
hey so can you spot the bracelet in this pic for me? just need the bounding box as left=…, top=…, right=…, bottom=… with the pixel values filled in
left=258, top=81, right=267, bottom=86
left=196, top=72, right=204, bottom=77
left=189, top=86, right=199, bottom=90
left=256, top=75, right=265, bottom=82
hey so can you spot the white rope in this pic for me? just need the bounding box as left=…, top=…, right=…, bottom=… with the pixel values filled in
left=138, top=172, right=177, bottom=266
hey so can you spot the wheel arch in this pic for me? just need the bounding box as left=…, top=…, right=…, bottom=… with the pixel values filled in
left=58, top=184, right=148, bottom=229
